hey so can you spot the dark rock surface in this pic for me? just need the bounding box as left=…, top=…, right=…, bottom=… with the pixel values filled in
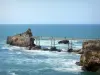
left=31, top=45, right=41, bottom=50
left=67, top=48, right=73, bottom=52
left=50, top=47, right=62, bottom=52
left=80, top=40, right=100, bottom=72
left=58, top=40, right=69, bottom=44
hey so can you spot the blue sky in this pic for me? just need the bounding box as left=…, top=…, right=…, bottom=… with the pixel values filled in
left=0, top=0, right=100, bottom=24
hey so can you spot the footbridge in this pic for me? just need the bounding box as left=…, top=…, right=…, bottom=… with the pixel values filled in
left=32, top=36, right=99, bottom=50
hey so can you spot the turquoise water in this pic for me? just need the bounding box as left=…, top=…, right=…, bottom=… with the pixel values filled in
left=0, top=24, right=100, bottom=38
left=0, top=24, right=100, bottom=75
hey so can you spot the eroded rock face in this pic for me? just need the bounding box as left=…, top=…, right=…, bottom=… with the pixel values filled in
left=80, top=40, right=100, bottom=72
left=7, top=28, right=36, bottom=48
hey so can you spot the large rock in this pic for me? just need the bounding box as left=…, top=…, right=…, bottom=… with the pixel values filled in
left=80, top=40, right=100, bottom=72
left=7, top=28, right=36, bottom=48
left=58, top=40, right=69, bottom=44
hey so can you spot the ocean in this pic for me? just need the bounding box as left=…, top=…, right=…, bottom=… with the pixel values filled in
left=0, top=24, right=100, bottom=75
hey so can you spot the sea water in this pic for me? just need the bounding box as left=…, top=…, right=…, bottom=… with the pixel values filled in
left=0, top=24, right=100, bottom=75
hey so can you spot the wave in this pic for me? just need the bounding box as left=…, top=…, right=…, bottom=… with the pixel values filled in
left=9, top=72, right=16, bottom=75
left=5, top=57, right=82, bottom=73
left=53, top=67, right=82, bottom=73
left=44, top=58, right=82, bottom=73
left=1, top=44, right=26, bottom=51
left=0, top=39, right=82, bottom=74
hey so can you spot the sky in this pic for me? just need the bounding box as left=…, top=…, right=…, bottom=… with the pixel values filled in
left=0, top=0, right=100, bottom=24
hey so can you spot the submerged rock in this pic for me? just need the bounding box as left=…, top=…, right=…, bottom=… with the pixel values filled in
left=80, top=40, right=100, bottom=72
left=50, top=47, right=61, bottom=52
left=67, top=48, right=73, bottom=52
left=7, top=28, right=36, bottom=49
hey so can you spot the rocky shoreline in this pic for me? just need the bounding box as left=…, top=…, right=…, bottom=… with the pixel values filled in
left=79, top=40, right=100, bottom=72
left=6, top=28, right=100, bottom=72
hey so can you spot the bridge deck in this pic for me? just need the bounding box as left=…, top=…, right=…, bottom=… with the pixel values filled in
left=33, top=36, right=99, bottom=40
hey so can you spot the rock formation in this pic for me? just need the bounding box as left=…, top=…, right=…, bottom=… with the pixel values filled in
left=7, top=28, right=36, bottom=49
left=58, top=40, right=69, bottom=44
left=80, top=40, right=100, bottom=72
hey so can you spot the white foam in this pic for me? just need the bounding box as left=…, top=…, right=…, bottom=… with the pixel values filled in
left=46, top=58, right=82, bottom=73
left=10, top=72, right=16, bottom=75
left=53, top=67, right=82, bottom=72
left=1, top=39, right=82, bottom=73
left=16, top=52, right=22, bottom=54
left=1, top=44, right=25, bottom=51
left=8, top=71, right=17, bottom=75
left=33, top=52, right=82, bottom=73
left=33, top=58, right=82, bottom=73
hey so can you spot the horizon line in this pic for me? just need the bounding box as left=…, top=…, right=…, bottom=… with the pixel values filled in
left=0, top=23, right=100, bottom=25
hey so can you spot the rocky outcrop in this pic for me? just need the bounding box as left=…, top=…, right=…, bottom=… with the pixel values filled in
left=80, top=40, right=100, bottom=72
left=58, top=40, right=69, bottom=44
left=7, top=28, right=36, bottom=49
